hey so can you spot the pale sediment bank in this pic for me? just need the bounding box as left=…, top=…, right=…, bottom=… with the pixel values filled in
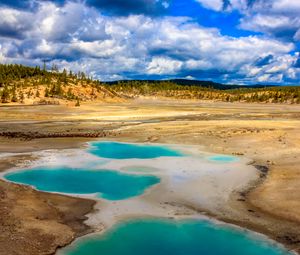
left=0, top=178, right=96, bottom=255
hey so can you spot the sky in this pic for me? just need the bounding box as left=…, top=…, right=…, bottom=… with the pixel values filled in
left=0, top=0, right=299, bottom=84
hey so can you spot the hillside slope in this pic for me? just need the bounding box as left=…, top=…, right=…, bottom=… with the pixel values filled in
left=0, top=64, right=123, bottom=105
left=1, top=64, right=300, bottom=105
left=104, top=80, right=300, bottom=104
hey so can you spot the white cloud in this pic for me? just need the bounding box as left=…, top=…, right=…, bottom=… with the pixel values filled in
left=147, top=57, right=183, bottom=75
left=241, top=14, right=291, bottom=30
left=0, top=44, right=6, bottom=62
left=195, top=0, right=224, bottom=11
left=258, top=74, right=271, bottom=82
left=272, top=0, right=300, bottom=13
left=195, top=0, right=300, bottom=43
left=267, top=64, right=289, bottom=74
left=0, top=1, right=299, bottom=83
left=0, top=8, right=33, bottom=39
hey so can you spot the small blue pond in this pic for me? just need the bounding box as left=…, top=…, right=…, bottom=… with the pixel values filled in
left=88, top=141, right=183, bottom=159
left=59, top=218, right=292, bottom=255
left=208, top=155, right=238, bottom=163
left=4, top=167, right=160, bottom=200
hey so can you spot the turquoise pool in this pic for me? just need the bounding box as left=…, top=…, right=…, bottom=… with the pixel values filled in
left=4, top=167, right=160, bottom=200
left=208, top=155, right=238, bottom=162
left=88, top=141, right=183, bottom=159
left=59, top=218, right=292, bottom=255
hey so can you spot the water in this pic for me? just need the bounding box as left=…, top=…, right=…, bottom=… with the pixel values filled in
left=4, top=167, right=160, bottom=200
left=4, top=142, right=184, bottom=199
left=88, top=141, right=183, bottom=159
left=59, top=218, right=292, bottom=255
left=3, top=142, right=292, bottom=254
left=208, top=155, right=238, bottom=162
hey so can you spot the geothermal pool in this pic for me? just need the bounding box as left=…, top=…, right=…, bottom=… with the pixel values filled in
left=88, top=141, right=183, bottom=159
left=2, top=141, right=293, bottom=255
left=4, top=142, right=181, bottom=199
left=58, top=218, right=292, bottom=255
left=5, top=167, right=160, bottom=200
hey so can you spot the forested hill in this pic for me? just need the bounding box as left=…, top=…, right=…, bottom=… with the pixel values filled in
left=104, top=79, right=274, bottom=90
left=0, top=64, right=123, bottom=105
left=0, top=64, right=300, bottom=105
left=103, top=80, right=300, bottom=104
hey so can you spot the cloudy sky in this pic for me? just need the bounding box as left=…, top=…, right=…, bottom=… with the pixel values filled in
left=0, top=0, right=299, bottom=84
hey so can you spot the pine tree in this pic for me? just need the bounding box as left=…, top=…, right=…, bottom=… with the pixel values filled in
left=75, top=98, right=80, bottom=107
left=62, top=69, right=68, bottom=84
left=11, top=89, right=17, bottom=102
left=1, top=86, right=10, bottom=103
left=45, top=88, right=49, bottom=97
left=75, top=97, right=80, bottom=107
left=20, top=92, right=25, bottom=103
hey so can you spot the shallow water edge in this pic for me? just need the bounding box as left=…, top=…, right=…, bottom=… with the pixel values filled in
left=57, top=217, right=293, bottom=255
left=0, top=140, right=298, bottom=254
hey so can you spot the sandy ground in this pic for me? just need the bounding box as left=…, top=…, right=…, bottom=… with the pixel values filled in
left=0, top=169, right=95, bottom=255
left=0, top=100, right=300, bottom=254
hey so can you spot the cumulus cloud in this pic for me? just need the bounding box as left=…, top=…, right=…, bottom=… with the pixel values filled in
left=240, top=13, right=300, bottom=42
left=0, top=0, right=299, bottom=83
left=196, top=0, right=300, bottom=43
left=0, top=8, right=33, bottom=39
left=195, top=0, right=224, bottom=11
left=147, top=57, right=183, bottom=75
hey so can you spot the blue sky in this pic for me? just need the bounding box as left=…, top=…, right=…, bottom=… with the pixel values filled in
left=0, top=0, right=299, bottom=84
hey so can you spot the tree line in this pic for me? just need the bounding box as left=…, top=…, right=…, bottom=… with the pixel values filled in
left=0, top=64, right=97, bottom=104
left=0, top=64, right=299, bottom=104
left=103, top=80, right=300, bottom=104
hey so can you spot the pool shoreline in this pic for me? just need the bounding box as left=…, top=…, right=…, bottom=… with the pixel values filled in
left=0, top=140, right=298, bottom=255
left=57, top=217, right=295, bottom=255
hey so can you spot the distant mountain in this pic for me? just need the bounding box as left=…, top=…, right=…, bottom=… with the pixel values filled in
left=104, top=79, right=276, bottom=90
left=169, top=79, right=277, bottom=90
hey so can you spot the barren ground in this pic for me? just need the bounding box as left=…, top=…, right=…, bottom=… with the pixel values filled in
left=0, top=100, right=300, bottom=254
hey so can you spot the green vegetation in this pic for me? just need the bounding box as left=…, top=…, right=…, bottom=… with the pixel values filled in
left=0, top=64, right=108, bottom=104
left=75, top=97, right=80, bottom=107
left=104, top=80, right=300, bottom=104
left=0, top=64, right=299, bottom=104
